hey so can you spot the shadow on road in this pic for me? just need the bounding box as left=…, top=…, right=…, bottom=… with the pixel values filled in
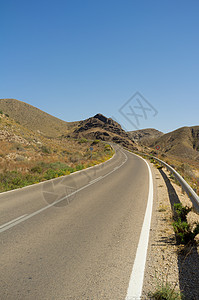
left=159, top=168, right=199, bottom=299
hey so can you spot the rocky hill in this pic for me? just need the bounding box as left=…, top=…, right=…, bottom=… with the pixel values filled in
left=67, top=113, right=137, bottom=150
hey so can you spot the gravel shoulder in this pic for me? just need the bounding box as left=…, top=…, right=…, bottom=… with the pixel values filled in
left=142, top=162, right=199, bottom=299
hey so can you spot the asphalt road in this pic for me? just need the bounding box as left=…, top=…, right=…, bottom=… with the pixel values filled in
left=0, top=145, right=150, bottom=300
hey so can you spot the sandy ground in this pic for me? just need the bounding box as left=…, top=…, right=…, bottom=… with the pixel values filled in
left=142, top=163, right=199, bottom=299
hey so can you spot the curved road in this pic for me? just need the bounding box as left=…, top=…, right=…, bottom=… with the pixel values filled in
left=0, top=145, right=152, bottom=300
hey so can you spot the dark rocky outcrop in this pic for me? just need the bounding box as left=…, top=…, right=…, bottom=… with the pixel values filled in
left=67, top=113, right=137, bottom=150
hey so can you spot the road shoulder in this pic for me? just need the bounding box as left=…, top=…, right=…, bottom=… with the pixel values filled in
left=142, top=163, right=180, bottom=298
left=142, top=162, right=199, bottom=299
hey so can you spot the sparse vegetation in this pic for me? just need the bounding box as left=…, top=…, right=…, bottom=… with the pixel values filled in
left=176, top=163, right=199, bottom=195
left=149, top=281, right=182, bottom=299
left=158, top=204, right=167, bottom=212
left=0, top=147, right=113, bottom=192
left=0, top=111, right=114, bottom=192
left=168, top=173, right=181, bottom=187
left=132, top=126, right=199, bottom=196
left=40, top=145, right=51, bottom=154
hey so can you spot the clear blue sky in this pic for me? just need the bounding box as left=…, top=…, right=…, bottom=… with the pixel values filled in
left=1, top=0, right=199, bottom=133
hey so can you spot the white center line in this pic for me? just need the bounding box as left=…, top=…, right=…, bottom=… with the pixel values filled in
left=89, top=176, right=102, bottom=184
left=0, top=149, right=128, bottom=234
left=0, top=214, right=28, bottom=229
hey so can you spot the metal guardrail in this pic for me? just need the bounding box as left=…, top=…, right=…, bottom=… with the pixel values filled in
left=152, top=156, right=199, bottom=213
left=132, top=150, right=199, bottom=213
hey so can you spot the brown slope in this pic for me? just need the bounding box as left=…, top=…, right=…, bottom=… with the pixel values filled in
left=67, top=113, right=137, bottom=150
left=150, top=126, right=199, bottom=161
left=0, top=99, right=77, bottom=137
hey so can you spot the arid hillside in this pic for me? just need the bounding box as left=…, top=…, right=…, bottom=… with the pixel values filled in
left=0, top=111, right=114, bottom=192
left=0, top=99, right=138, bottom=150
left=1, top=98, right=198, bottom=193
left=0, top=98, right=77, bottom=137
left=129, top=126, right=199, bottom=194
left=128, top=128, right=163, bottom=144
left=150, top=126, right=199, bottom=162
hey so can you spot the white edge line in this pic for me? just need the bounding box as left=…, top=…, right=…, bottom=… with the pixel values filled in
left=125, top=152, right=154, bottom=300
left=0, top=149, right=128, bottom=234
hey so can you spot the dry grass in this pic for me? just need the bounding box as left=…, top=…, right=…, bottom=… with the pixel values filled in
left=0, top=113, right=114, bottom=192
left=158, top=155, right=199, bottom=196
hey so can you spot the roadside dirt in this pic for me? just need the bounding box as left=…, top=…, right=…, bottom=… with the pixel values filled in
left=142, top=163, right=199, bottom=299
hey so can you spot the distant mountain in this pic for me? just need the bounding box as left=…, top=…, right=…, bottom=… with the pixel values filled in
left=0, top=99, right=77, bottom=137
left=128, top=128, right=163, bottom=144
left=150, top=126, right=199, bottom=162
left=67, top=113, right=137, bottom=150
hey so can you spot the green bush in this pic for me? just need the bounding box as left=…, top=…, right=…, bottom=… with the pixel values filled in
left=75, top=164, right=84, bottom=171
left=172, top=203, right=199, bottom=245
left=31, top=165, right=43, bottom=174
left=173, top=219, right=199, bottom=245
left=104, top=144, right=111, bottom=151
left=92, top=139, right=100, bottom=145
left=173, top=219, right=192, bottom=244
left=79, top=138, right=88, bottom=143
left=173, top=203, right=191, bottom=222
left=150, top=158, right=155, bottom=164
left=44, top=169, right=57, bottom=180
left=41, top=146, right=51, bottom=154
left=56, top=169, right=67, bottom=177
left=157, top=165, right=163, bottom=169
